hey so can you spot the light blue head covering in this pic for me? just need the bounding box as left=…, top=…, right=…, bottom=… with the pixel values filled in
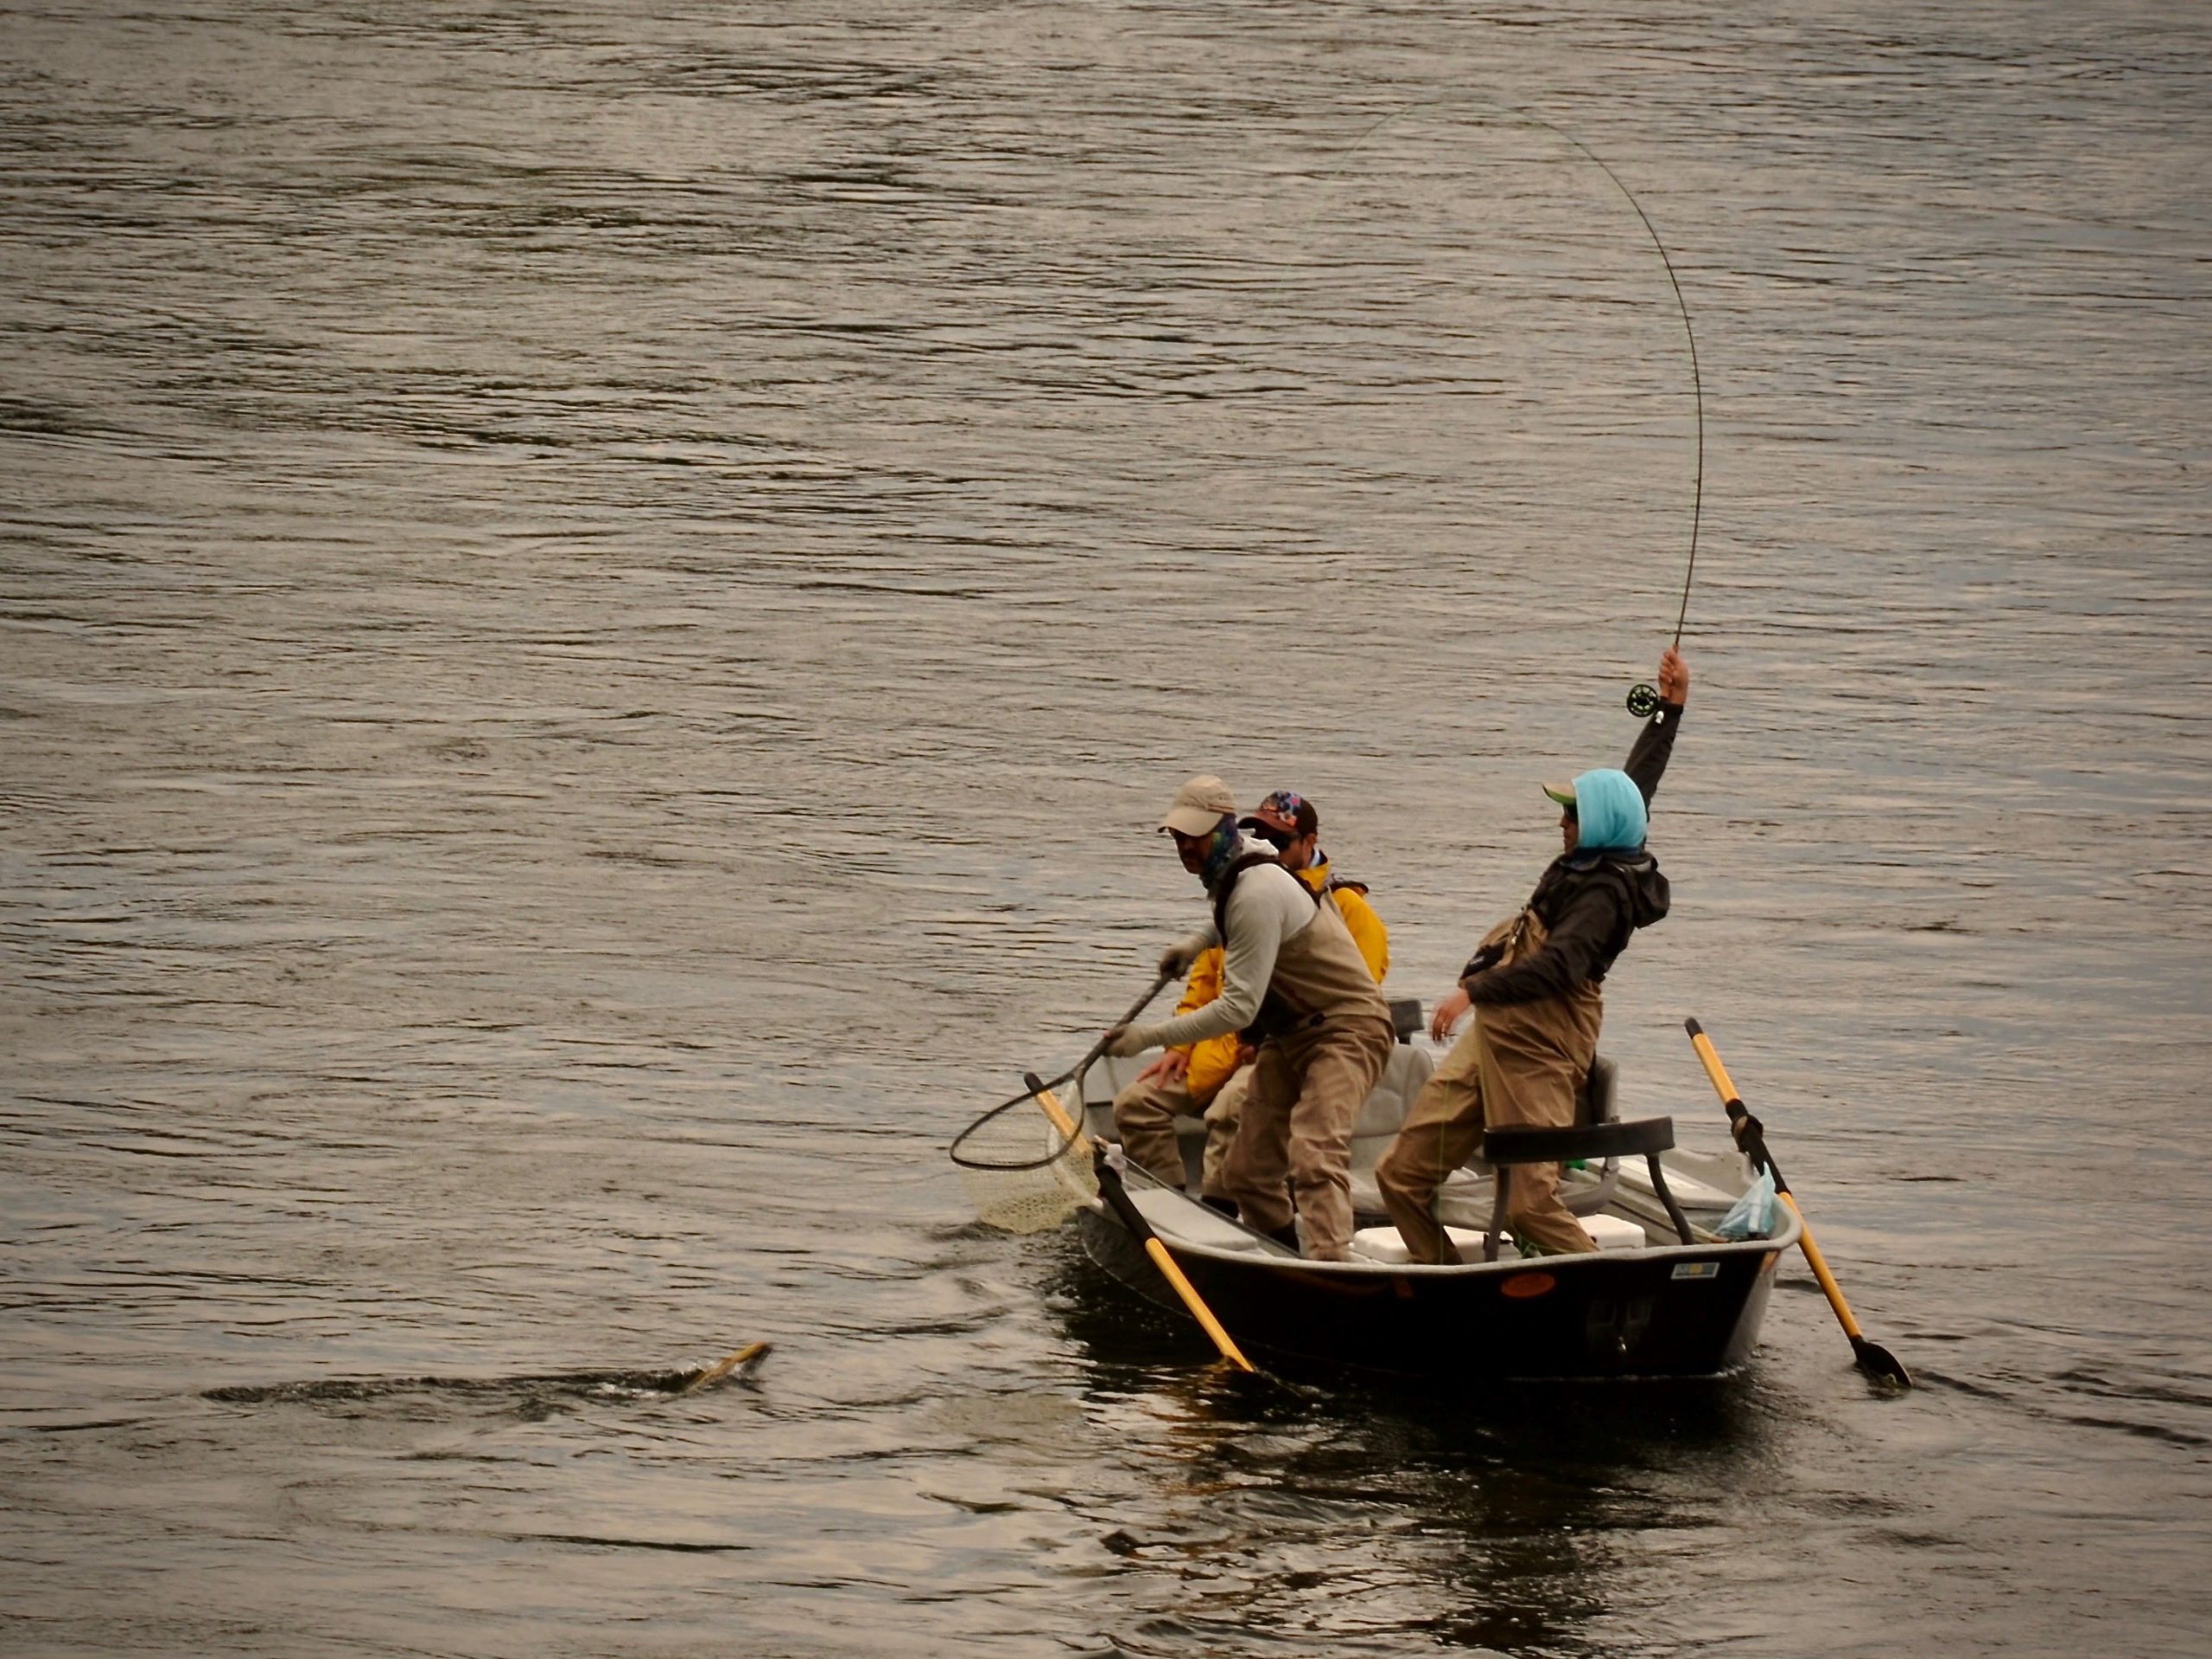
left=1569, top=768, right=1647, bottom=853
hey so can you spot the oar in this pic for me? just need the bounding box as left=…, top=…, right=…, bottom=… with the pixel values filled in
left=1684, top=1019, right=1912, bottom=1388
left=1023, top=1071, right=1255, bottom=1375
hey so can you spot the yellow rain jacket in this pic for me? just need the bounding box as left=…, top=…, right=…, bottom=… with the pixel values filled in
left=1174, top=858, right=1390, bottom=1105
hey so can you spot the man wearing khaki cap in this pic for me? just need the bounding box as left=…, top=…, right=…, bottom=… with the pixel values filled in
left=1104, top=776, right=1395, bottom=1261
left=1111, top=787, right=1392, bottom=1217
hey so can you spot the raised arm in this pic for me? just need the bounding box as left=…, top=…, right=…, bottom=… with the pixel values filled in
left=1624, top=646, right=1689, bottom=805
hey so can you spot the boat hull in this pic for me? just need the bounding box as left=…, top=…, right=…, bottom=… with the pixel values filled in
left=1075, top=1206, right=1783, bottom=1381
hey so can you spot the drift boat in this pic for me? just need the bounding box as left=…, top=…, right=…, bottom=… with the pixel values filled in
left=1066, top=1019, right=1794, bottom=1381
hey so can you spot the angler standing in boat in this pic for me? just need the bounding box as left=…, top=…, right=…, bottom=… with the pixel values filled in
left=1113, top=790, right=1390, bottom=1215
left=1376, top=647, right=1690, bottom=1263
left=1204, top=790, right=1390, bottom=1203
left=1107, top=777, right=1396, bottom=1261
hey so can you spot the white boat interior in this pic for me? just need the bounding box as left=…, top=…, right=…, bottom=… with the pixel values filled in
left=1075, top=1012, right=1768, bottom=1268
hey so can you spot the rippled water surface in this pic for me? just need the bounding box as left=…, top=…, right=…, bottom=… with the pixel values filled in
left=3, top=3, right=2208, bottom=1655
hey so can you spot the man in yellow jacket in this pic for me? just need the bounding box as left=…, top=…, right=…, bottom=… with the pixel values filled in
left=1111, top=791, right=1389, bottom=1212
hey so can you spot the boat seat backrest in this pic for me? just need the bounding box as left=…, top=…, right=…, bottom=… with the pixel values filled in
left=1351, top=1041, right=1436, bottom=1141
left=1579, top=1055, right=1618, bottom=1128
left=1484, top=1114, right=1673, bottom=1166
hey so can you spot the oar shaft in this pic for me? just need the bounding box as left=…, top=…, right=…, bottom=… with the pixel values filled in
left=1773, top=1192, right=1868, bottom=1342
left=1135, top=1234, right=1255, bottom=1374
left=1688, top=1022, right=1791, bottom=1192
left=1687, top=1021, right=1749, bottom=1122
left=1029, top=1072, right=1255, bottom=1376
left=1682, top=1018, right=1891, bottom=1366
left=1686, top=1020, right=1736, bottom=1100
left=1029, top=1079, right=1085, bottom=1147
left=1083, top=1158, right=1256, bottom=1374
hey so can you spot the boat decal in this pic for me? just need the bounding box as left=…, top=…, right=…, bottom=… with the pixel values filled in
left=1670, top=1262, right=1721, bottom=1281
left=1501, top=1272, right=1556, bottom=1300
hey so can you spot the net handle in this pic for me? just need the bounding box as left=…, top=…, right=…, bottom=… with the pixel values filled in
left=947, top=970, right=1175, bottom=1171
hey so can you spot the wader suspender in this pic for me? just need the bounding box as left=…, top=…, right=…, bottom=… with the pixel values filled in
left=1210, top=853, right=1321, bottom=1044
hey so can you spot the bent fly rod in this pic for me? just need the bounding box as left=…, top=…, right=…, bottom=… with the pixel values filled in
left=1588, top=135, right=1703, bottom=717
left=1317, top=102, right=1704, bottom=714
left=1522, top=120, right=1703, bottom=716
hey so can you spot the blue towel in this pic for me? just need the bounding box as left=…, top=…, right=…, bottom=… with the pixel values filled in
left=1571, top=767, right=1648, bottom=852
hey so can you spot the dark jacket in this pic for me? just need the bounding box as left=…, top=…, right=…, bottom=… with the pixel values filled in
left=1461, top=699, right=1682, bottom=1007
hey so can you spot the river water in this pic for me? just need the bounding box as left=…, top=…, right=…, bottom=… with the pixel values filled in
left=3, top=3, right=2207, bottom=1655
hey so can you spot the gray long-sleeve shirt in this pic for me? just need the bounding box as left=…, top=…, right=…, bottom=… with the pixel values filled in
left=1131, top=861, right=1318, bottom=1050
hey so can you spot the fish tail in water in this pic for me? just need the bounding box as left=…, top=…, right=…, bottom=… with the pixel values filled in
left=679, top=1340, right=772, bottom=1395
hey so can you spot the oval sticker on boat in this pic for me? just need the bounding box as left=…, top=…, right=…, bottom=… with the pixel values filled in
left=1501, top=1273, right=1556, bottom=1299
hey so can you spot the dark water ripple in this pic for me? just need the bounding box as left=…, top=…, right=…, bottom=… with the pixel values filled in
left=4, top=1, right=2210, bottom=1656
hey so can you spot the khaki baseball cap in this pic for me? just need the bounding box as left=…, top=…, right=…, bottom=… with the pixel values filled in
left=1541, top=780, right=1578, bottom=808
left=1160, top=774, right=1238, bottom=836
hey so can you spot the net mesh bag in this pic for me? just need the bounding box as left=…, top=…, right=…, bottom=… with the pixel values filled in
left=953, top=1080, right=1098, bottom=1236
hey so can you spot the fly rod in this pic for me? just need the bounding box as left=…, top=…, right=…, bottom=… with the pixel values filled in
left=1318, top=99, right=1705, bottom=715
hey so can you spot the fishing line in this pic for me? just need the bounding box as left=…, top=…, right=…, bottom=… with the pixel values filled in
left=953, top=107, right=1710, bottom=1212
left=1306, top=98, right=1703, bottom=715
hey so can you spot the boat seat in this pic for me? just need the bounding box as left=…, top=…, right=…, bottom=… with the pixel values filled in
left=1342, top=1040, right=1437, bottom=1196
left=1560, top=1056, right=1623, bottom=1217
left=1481, top=1116, right=1694, bottom=1258
left=1418, top=1055, right=1624, bottom=1227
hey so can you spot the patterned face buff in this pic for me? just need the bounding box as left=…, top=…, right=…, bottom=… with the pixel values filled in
left=1198, top=816, right=1244, bottom=888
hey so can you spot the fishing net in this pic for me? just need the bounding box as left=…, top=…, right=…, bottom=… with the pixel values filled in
left=949, top=972, right=1173, bottom=1234
left=951, top=1075, right=1099, bottom=1235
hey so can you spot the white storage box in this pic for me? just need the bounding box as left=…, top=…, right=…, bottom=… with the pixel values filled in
left=1351, top=1224, right=1517, bottom=1264
left=1579, top=1213, right=1649, bottom=1251
left=1352, top=1215, right=1646, bottom=1262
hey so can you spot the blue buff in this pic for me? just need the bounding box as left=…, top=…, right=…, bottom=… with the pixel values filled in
left=1570, top=768, right=1648, bottom=852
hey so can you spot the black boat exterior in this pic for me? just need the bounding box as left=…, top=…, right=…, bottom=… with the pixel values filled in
left=1074, top=1204, right=1791, bottom=1381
